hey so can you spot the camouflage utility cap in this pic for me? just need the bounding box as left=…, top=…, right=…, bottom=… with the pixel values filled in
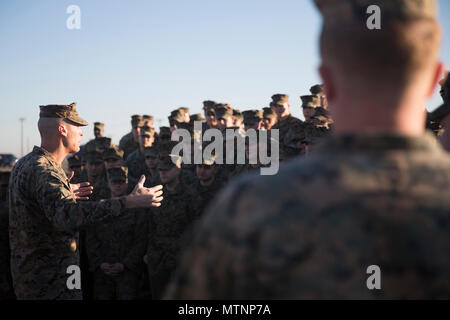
left=94, top=122, right=104, bottom=130
left=103, top=147, right=124, bottom=161
left=301, top=95, right=321, bottom=109
left=243, top=110, right=263, bottom=124
left=263, top=107, right=277, bottom=120
left=39, top=102, right=88, bottom=126
left=107, top=166, right=128, bottom=183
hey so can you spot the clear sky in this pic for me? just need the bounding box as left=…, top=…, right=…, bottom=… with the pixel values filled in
left=1, top=0, right=449, bottom=157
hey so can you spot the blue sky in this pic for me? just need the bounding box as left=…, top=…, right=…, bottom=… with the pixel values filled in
left=1, top=0, right=449, bottom=157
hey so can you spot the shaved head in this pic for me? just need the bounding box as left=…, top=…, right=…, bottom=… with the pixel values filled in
left=38, top=118, right=64, bottom=140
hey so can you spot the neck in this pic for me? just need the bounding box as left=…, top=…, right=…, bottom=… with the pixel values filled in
left=279, top=113, right=291, bottom=121
left=150, top=168, right=157, bottom=176
left=40, top=141, right=69, bottom=165
left=331, top=98, right=426, bottom=137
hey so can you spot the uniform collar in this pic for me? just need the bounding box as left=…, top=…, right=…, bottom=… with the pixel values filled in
left=33, top=146, right=61, bottom=168
left=319, top=132, right=443, bottom=153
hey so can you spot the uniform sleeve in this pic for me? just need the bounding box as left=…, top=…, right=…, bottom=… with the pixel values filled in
left=36, top=170, right=127, bottom=232
left=123, top=210, right=148, bottom=273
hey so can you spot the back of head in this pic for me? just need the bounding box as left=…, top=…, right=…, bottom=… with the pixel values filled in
left=38, top=117, right=62, bottom=140
left=315, top=0, right=441, bottom=100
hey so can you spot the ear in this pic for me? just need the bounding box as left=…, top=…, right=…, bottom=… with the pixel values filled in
left=319, top=64, right=335, bottom=103
left=58, top=123, right=68, bottom=137
left=428, top=61, right=445, bottom=98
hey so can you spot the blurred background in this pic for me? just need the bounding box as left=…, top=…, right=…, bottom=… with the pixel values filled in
left=1, top=0, right=449, bottom=158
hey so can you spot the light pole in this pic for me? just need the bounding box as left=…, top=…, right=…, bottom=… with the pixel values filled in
left=19, top=117, right=25, bottom=157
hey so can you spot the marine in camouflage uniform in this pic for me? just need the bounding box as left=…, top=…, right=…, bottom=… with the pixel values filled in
left=262, top=107, right=278, bottom=131
left=67, top=153, right=84, bottom=183
left=126, top=126, right=155, bottom=184
left=144, top=145, right=162, bottom=188
left=168, top=109, right=185, bottom=132
left=94, top=146, right=126, bottom=201
left=145, top=142, right=201, bottom=299
left=119, top=115, right=142, bottom=160
left=301, top=107, right=333, bottom=155
left=301, top=95, right=321, bottom=123
left=0, top=167, right=15, bottom=299
left=242, top=110, right=263, bottom=131
left=165, top=0, right=450, bottom=299
left=157, top=127, right=172, bottom=144
left=86, top=167, right=147, bottom=300
left=83, top=151, right=109, bottom=202
left=8, top=104, right=129, bottom=300
left=167, top=133, right=450, bottom=299
left=83, top=137, right=112, bottom=158
left=80, top=149, right=113, bottom=300
left=310, top=84, right=328, bottom=110
left=189, top=113, right=205, bottom=128
left=83, top=122, right=105, bottom=153
left=202, top=100, right=218, bottom=131
left=193, top=153, right=226, bottom=215
left=270, top=94, right=304, bottom=155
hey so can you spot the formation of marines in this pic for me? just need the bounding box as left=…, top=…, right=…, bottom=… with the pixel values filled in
left=67, top=87, right=333, bottom=300
left=1, top=0, right=450, bottom=300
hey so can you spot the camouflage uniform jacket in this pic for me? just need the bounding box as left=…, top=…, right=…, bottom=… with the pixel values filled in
left=146, top=182, right=201, bottom=276
left=119, top=132, right=139, bottom=161
left=8, top=146, right=127, bottom=300
left=193, top=178, right=226, bottom=216
left=91, top=176, right=111, bottom=201
left=86, top=209, right=148, bottom=274
left=271, top=114, right=304, bottom=142
left=165, top=133, right=450, bottom=299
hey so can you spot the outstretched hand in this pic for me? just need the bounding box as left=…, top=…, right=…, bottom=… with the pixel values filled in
left=128, top=175, right=163, bottom=208
left=69, top=171, right=93, bottom=201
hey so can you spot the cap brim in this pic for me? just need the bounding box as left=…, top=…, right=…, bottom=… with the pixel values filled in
left=103, top=156, right=121, bottom=161
left=144, top=153, right=158, bottom=158
left=65, top=116, right=89, bottom=127
left=157, top=164, right=174, bottom=170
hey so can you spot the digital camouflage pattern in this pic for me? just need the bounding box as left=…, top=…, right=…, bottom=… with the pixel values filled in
left=271, top=115, right=304, bottom=148
left=165, top=133, right=450, bottom=299
left=91, top=177, right=111, bottom=201
left=193, top=176, right=226, bottom=216
left=86, top=209, right=148, bottom=299
left=9, top=146, right=127, bottom=300
left=146, top=181, right=201, bottom=299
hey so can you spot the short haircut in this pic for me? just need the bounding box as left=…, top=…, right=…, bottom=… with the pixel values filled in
left=320, top=19, right=441, bottom=88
